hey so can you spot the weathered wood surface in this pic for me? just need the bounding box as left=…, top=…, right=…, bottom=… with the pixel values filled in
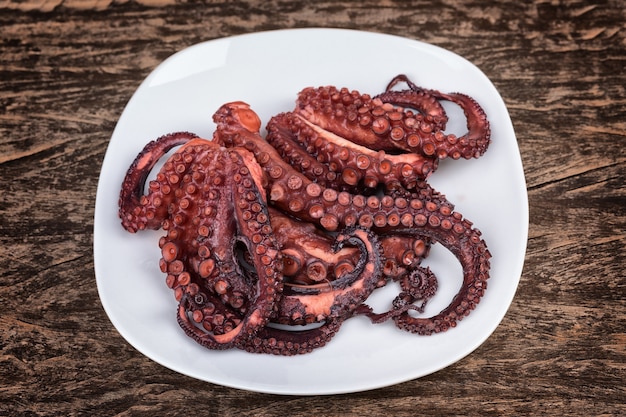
left=1, top=1, right=624, bottom=415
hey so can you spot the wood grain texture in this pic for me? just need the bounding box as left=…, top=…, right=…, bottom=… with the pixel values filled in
left=1, top=1, right=624, bottom=415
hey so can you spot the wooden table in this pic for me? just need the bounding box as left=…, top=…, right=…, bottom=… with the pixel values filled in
left=1, top=1, right=624, bottom=415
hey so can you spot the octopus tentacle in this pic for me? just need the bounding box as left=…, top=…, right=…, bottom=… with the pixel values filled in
left=396, top=266, right=439, bottom=312
left=426, top=90, right=491, bottom=159
left=266, top=112, right=438, bottom=192
left=177, top=289, right=246, bottom=349
left=294, top=76, right=491, bottom=160
left=269, top=207, right=360, bottom=286
left=184, top=145, right=283, bottom=347
left=379, top=73, right=449, bottom=130
left=294, top=84, right=411, bottom=152
left=119, top=131, right=199, bottom=232
left=237, top=317, right=346, bottom=356
left=263, top=114, right=336, bottom=190
left=378, top=74, right=491, bottom=159
left=213, top=101, right=491, bottom=335
left=379, top=234, right=431, bottom=279
left=274, top=226, right=383, bottom=326
left=358, top=266, right=439, bottom=324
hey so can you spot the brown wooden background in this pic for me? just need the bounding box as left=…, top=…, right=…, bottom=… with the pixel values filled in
left=1, top=1, right=624, bottom=415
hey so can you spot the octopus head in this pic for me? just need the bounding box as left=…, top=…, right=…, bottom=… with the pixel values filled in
left=214, top=101, right=262, bottom=133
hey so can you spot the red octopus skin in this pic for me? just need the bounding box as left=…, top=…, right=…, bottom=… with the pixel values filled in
left=266, top=111, right=439, bottom=192
left=118, top=132, right=283, bottom=349
left=294, top=77, right=491, bottom=160
left=377, top=74, right=449, bottom=131
left=213, top=101, right=491, bottom=336
left=273, top=226, right=383, bottom=325
left=269, top=207, right=361, bottom=286
left=270, top=207, right=430, bottom=285
left=358, top=265, right=439, bottom=324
